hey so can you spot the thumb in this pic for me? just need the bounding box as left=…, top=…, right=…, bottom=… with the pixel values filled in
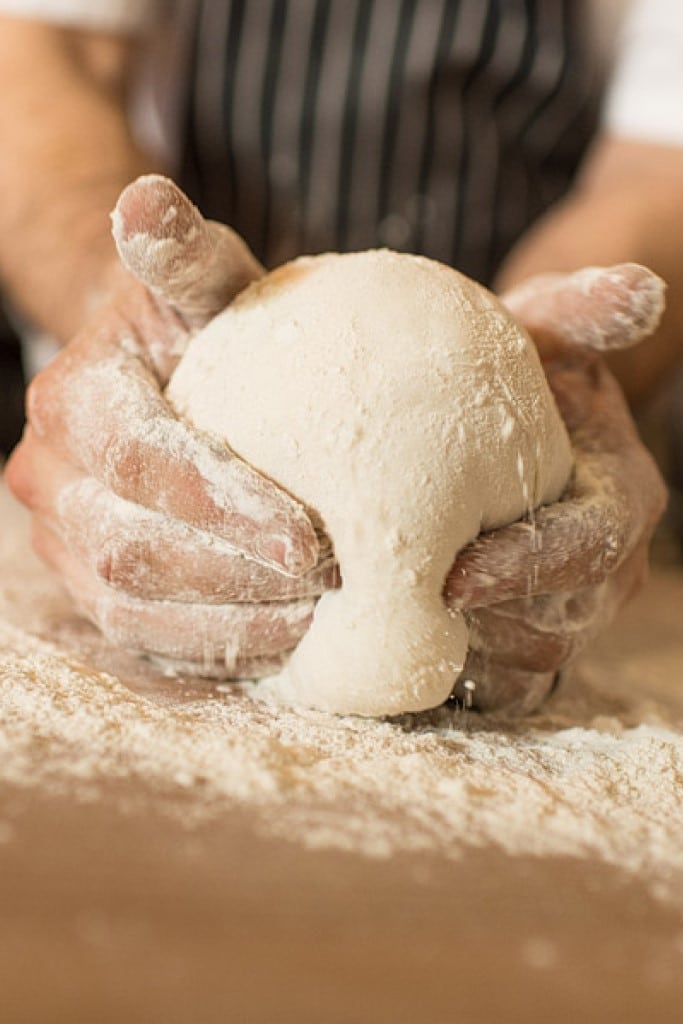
left=111, top=175, right=264, bottom=324
left=500, top=263, right=666, bottom=353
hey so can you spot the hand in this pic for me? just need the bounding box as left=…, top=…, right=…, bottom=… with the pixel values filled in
left=445, top=264, right=668, bottom=713
left=6, top=175, right=330, bottom=676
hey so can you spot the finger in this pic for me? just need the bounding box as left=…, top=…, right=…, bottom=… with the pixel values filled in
left=150, top=651, right=290, bottom=681
left=112, top=174, right=264, bottom=324
left=14, top=435, right=334, bottom=601
left=501, top=263, right=666, bottom=352
left=466, top=596, right=589, bottom=673
left=33, top=523, right=314, bottom=672
left=36, top=490, right=335, bottom=605
left=27, top=337, right=320, bottom=575
left=445, top=450, right=657, bottom=609
left=454, top=533, right=652, bottom=713
left=450, top=597, right=589, bottom=715
left=75, top=495, right=336, bottom=603
left=5, top=425, right=80, bottom=512
left=446, top=361, right=666, bottom=609
left=444, top=461, right=621, bottom=608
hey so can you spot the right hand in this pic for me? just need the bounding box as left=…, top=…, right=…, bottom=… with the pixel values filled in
left=6, top=175, right=333, bottom=676
left=446, top=264, right=668, bottom=713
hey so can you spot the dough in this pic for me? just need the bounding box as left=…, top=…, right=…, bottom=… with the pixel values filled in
left=167, top=250, right=572, bottom=716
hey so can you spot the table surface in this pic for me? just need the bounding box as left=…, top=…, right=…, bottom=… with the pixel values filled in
left=1, top=483, right=682, bottom=1024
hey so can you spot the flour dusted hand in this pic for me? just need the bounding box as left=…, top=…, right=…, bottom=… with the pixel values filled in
left=6, top=176, right=324, bottom=675
left=444, top=264, right=667, bottom=712
left=168, top=251, right=573, bottom=716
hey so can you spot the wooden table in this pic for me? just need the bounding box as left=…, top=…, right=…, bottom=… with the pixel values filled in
left=1, top=484, right=682, bottom=1024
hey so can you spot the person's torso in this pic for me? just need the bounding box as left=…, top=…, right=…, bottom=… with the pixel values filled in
left=179, top=0, right=601, bottom=283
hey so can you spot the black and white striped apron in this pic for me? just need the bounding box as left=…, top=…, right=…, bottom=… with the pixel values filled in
left=179, top=0, right=600, bottom=285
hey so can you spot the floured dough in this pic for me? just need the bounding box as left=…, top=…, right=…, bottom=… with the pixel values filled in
left=167, top=250, right=572, bottom=716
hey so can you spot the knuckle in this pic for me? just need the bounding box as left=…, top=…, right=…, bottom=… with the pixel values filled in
left=91, top=590, right=143, bottom=650
left=4, top=449, right=32, bottom=506
left=101, top=432, right=142, bottom=493
left=95, top=534, right=149, bottom=595
left=600, top=525, right=627, bottom=574
left=94, top=537, right=127, bottom=587
left=25, top=373, right=50, bottom=435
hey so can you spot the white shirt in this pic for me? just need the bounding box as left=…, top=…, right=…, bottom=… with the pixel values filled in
left=602, top=0, right=683, bottom=145
left=0, top=0, right=161, bottom=32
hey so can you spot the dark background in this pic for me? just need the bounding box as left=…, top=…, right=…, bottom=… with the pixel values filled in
left=0, top=305, right=25, bottom=458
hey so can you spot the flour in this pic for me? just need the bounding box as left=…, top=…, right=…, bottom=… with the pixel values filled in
left=1, top=485, right=682, bottom=899
left=167, top=250, right=572, bottom=716
left=1, top=615, right=682, bottom=880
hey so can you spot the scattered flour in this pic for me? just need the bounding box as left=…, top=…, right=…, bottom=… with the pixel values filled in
left=1, top=486, right=682, bottom=899
left=1, top=617, right=682, bottom=882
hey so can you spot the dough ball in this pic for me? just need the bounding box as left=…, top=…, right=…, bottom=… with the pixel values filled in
left=168, top=251, right=572, bottom=716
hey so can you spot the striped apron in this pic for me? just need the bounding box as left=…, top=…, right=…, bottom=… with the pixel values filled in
left=179, top=0, right=600, bottom=285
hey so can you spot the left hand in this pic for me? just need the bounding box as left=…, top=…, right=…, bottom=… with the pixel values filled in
left=5, top=176, right=331, bottom=678
left=445, top=264, right=668, bottom=713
